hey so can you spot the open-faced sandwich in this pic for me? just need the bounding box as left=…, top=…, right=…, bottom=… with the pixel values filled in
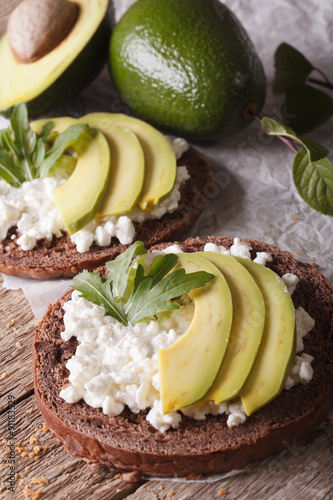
left=0, top=105, right=213, bottom=279
left=33, top=236, right=333, bottom=480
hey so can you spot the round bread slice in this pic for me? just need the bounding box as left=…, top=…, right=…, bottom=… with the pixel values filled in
left=33, top=237, right=333, bottom=480
left=0, top=147, right=213, bottom=279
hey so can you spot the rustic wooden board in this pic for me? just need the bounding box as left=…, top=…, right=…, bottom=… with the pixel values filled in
left=0, top=280, right=36, bottom=413
left=0, top=279, right=332, bottom=499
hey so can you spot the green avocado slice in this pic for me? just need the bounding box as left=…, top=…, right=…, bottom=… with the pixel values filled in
left=82, top=113, right=177, bottom=210
left=235, top=257, right=296, bottom=416
left=31, top=117, right=111, bottom=235
left=198, top=253, right=265, bottom=404
left=80, top=118, right=145, bottom=216
left=0, top=0, right=111, bottom=117
left=158, top=253, right=233, bottom=414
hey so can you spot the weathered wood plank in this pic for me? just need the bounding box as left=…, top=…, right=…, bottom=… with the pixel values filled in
left=126, top=421, right=333, bottom=500
left=0, top=394, right=141, bottom=499
left=0, top=278, right=37, bottom=413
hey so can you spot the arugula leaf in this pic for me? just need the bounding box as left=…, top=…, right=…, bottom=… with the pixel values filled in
left=148, top=254, right=178, bottom=287
left=273, top=43, right=313, bottom=94
left=39, top=121, right=55, bottom=143
left=73, top=244, right=215, bottom=326
left=0, top=103, right=88, bottom=186
left=38, top=123, right=87, bottom=178
left=261, top=117, right=333, bottom=215
left=293, top=149, right=333, bottom=216
left=73, top=270, right=128, bottom=325
left=10, top=103, right=36, bottom=180
left=125, top=256, right=215, bottom=326
left=0, top=149, right=26, bottom=187
left=106, top=241, right=147, bottom=298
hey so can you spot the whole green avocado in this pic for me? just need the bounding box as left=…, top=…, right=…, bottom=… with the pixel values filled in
left=109, top=0, right=266, bottom=139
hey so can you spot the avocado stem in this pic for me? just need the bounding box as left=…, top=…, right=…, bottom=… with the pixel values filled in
left=252, top=114, right=299, bottom=154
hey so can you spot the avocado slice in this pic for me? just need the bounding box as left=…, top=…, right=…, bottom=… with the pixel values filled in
left=158, top=253, right=233, bottom=414
left=198, top=253, right=265, bottom=404
left=79, top=117, right=145, bottom=216
left=109, top=0, right=266, bottom=139
left=0, top=0, right=112, bottom=117
left=235, top=257, right=296, bottom=416
left=83, top=113, right=177, bottom=210
left=32, top=117, right=111, bottom=235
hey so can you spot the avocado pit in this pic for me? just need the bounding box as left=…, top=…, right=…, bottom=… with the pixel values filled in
left=7, top=0, right=79, bottom=63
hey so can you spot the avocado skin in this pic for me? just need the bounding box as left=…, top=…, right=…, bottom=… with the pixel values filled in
left=2, top=3, right=114, bottom=119
left=110, top=0, right=266, bottom=139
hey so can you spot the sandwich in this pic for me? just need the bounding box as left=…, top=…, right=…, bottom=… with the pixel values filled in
left=33, top=236, right=333, bottom=480
left=0, top=106, right=213, bottom=279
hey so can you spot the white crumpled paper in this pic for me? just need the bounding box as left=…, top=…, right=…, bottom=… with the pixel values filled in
left=1, top=0, right=333, bottom=321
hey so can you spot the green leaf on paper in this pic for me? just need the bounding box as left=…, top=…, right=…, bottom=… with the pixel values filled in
left=293, top=148, right=333, bottom=216
left=261, top=117, right=329, bottom=161
left=273, top=43, right=313, bottom=94
left=73, top=243, right=215, bottom=326
left=261, top=117, right=333, bottom=215
left=282, top=84, right=333, bottom=134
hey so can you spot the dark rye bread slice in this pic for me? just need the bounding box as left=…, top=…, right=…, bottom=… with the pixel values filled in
left=0, top=147, right=213, bottom=279
left=33, top=237, right=333, bottom=480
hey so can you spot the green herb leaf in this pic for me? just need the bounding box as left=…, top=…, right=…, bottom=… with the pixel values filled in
left=0, top=149, right=25, bottom=187
left=73, top=243, right=215, bottom=326
left=261, top=117, right=328, bottom=161
left=39, top=121, right=54, bottom=143
left=282, top=84, right=333, bottom=134
left=293, top=148, right=333, bottom=215
left=0, top=103, right=90, bottom=186
left=73, top=270, right=128, bottom=325
left=273, top=43, right=313, bottom=94
left=261, top=117, right=298, bottom=142
left=106, top=241, right=147, bottom=298
left=10, top=103, right=36, bottom=180
left=148, top=254, right=178, bottom=287
left=39, top=123, right=88, bottom=178
left=261, top=117, right=333, bottom=215
left=125, top=257, right=215, bottom=326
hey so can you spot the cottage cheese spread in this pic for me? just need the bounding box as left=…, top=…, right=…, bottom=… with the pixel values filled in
left=60, top=239, right=315, bottom=432
left=0, top=138, right=190, bottom=253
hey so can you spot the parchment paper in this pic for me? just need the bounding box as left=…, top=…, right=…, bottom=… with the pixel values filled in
left=1, top=0, right=333, bottom=320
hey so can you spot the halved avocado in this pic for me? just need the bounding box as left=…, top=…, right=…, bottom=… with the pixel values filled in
left=0, top=0, right=113, bottom=117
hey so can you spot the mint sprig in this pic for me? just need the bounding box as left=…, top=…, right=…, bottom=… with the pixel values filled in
left=261, top=117, right=333, bottom=215
left=73, top=243, right=215, bottom=326
left=0, top=103, right=88, bottom=186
